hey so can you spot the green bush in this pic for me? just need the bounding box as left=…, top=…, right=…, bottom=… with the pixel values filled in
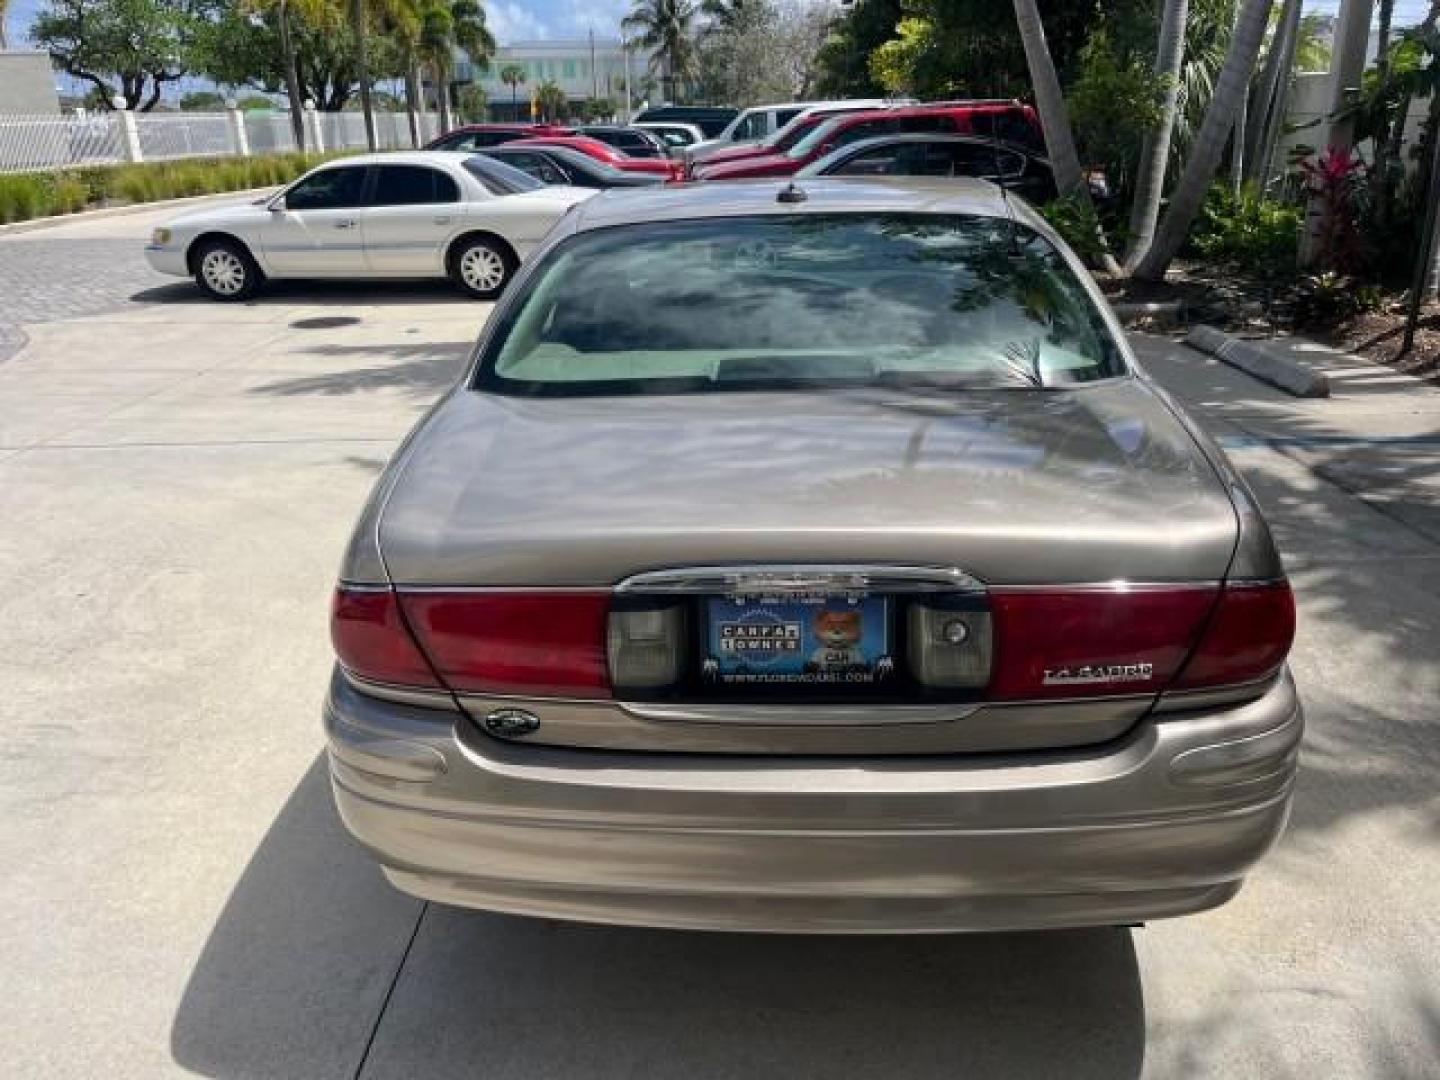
left=1190, top=184, right=1302, bottom=282
left=0, top=175, right=48, bottom=223
left=1039, top=193, right=1112, bottom=264
left=0, top=152, right=344, bottom=225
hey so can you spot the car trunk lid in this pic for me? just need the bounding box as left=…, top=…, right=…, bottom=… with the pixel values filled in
left=379, top=379, right=1237, bottom=588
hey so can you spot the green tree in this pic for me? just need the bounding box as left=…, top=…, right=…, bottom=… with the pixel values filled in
left=1068, top=29, right=1164, bottom=210
left=0, top=0, right=12, bottom=49
left=813, top=0, right=900, bottom=96
left=421, top=0, right=495, bottom=133
left=534, top=77, right=567, bottom=121
left=867, top=16, right=935, bottom=96
left=192, top=0, right=403, bottom=113
left=499, top=62, right=525, bottom=115
left=456, top=81, right=487, bottom=121
left=31, top=0, right=199, bottom=111
left=179, top=89, right=226, bottom=109
left=1135, top=0, right=1275, bottom=281
left=583, top=96, right=615, bottom=121
left=623, top=0, right=700, bottom=103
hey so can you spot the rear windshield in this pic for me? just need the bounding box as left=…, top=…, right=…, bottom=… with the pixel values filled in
left=461, top=154, right=543, bottom=194
left=476, top=214, right=1127, bottom=397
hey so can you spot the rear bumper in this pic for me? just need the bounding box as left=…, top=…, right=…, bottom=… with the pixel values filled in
left=325, top=670, right=1301, bottom=933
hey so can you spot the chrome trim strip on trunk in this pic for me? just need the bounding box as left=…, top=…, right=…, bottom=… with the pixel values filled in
left=615, top=564, right=985, bottom=595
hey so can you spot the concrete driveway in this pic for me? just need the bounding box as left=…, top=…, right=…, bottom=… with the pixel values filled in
left=1, top=201, right=1437, bottom=1079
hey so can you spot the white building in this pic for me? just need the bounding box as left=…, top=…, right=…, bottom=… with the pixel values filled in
left=0, top=52, right=61, bottom=115
left=455, top=40, right=652, bottom=121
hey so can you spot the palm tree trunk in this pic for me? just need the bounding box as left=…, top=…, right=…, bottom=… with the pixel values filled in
left=1243, top=0, right=1302, bottom=189
left=1372, top=0, right=1399, bottom=226
left=1134, top=0, right=1276, bottom=282
left=436, top=58, right=454, bottom=133
left=349, top=0, right=377, bottom=150
left=1125, top=0, right=1189, bottom=271
left=277, top=0, right=307, bottom=151
left=1011, top=0, right=1120, bottom=274
left=405, top=58, right=423, bottom=148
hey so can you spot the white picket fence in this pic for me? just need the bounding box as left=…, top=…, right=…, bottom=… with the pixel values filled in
left=0, top=108, right=439, bottom=174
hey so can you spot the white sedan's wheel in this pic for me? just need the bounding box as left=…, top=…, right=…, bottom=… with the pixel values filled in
left=192, top=239, right=261, bottom=301
left=452, top=237, right=514, bottom=299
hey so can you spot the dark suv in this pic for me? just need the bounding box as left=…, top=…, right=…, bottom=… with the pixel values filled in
left=632, top=106, right=739, bottom=139
left=426, top=124, right=572, bottom=152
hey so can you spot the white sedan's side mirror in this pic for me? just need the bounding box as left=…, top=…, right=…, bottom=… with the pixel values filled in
left=269, top=196, right=286, bottom=212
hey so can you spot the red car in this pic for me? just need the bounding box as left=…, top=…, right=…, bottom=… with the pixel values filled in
left=694, top=103, right=1043, bottom=181
left=426, top=123, right=574, bottom=152
left=507, top=136, right=682, bottom=180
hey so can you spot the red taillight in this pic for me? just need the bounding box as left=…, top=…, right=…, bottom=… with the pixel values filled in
left=1173, top=581, right=1295, bottom=690
left=988, top=586, right=1219, bottom=700
left=331, top=587, right=441, bottom=688
left=398, top=591, right=611, bottom=698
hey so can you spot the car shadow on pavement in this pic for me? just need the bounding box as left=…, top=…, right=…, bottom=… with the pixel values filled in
left=132, top=280, right=474, bottom=306
left=172, top=757, right=1146, bottom=1080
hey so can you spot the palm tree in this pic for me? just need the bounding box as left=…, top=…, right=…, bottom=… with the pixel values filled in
left=348, top=0, right=378, bottom=148
left=1134, top=0, right=1275, bottom=282
left=240, top=0, right=317, bottom=149
left=500, top=63, right=526, bottom=119
left=623, top=0, right=699, bottom=104
left=535, top=78, right=567, bottom=122
left=1243, top=0, right=1303, bottom=190
left=421, top=0, right=495, bottom=133
left=1124, top=0, right=1189, bottom=271
left=1011, top=0, right=1118, bottom=274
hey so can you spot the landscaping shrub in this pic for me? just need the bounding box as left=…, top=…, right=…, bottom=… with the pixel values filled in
left=0, top=151, right=345, bottom=226
left=0, top=174, right=49, bottom=223
left=1039, top=193, right=1113, bottom=265
left=1190, top=184, right=1302, bottom=283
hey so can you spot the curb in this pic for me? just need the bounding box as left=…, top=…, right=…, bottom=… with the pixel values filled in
left=1184, top=325, right=1331, bottom=398
left=0, top=187, right=277, bottom=236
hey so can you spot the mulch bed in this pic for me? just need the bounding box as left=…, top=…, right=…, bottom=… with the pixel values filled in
left=1101, top=260, right=1440, bottom=382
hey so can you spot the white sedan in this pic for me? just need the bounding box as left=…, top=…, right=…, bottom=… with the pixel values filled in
left=144, top=151, right=594, bottom=301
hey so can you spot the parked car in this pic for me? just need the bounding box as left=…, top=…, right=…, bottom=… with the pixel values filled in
left=144, top=152, right=593, bottom=301
left=478, top=144, right=664, bottom=188
left=799, top=134, right=1060, bottom=203
left=687, top=99, right=899, bottom=161
left=505, top=135, right=681, bottom=179
left=326, top=177, right=1301, bottom=934
left=631, top=104, right=739, bottom=138
left=425, top=123, right=572, bottom=151
left=693, top=103, right=1044, bottom=181
left=632, top=120, right=706, bottom=153
left=688, top=100, right=906, bottom=169
left=569, top=125, right=669, bottom=159
left=685, top=101, right=821, bottom=158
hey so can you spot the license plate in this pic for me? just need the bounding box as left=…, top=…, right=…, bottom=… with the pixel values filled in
left=702, top=595, right=893, bottom=687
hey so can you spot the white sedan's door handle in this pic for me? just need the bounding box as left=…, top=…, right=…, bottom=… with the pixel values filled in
left=334, top=219, right=357, bottom=230
left=432, top=216, right=451, bottom=225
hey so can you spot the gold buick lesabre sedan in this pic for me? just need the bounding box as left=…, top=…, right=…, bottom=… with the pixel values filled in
left=324, top=178, right=1300, bottom=934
